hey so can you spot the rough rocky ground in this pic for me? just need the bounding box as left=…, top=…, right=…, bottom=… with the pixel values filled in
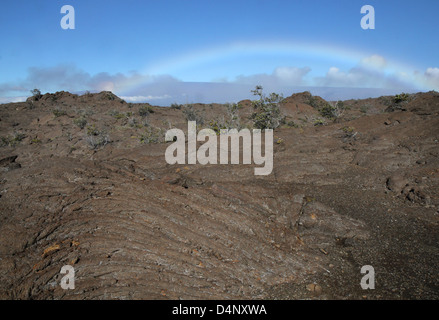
left=0, top=90, right=438, bottom=300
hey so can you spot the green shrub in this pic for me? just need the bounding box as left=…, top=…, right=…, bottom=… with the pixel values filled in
left=319, top=104, right=337, bottom=119
left=30, top=137, right=42, bottom=144
left=109, top=110, right=126, bottom=119
left=85, top=134, right=110, bottom=149
left=208, top=119, right=228, bottom=135
left=182, top=104, right=204, bottom=125
left=393, top=93, right=409, bottom=103
left=30, top=88, right=42, bottom=101
left=52, top=108, right=67, bottom=117
left=84, top=125, right=110, bottom=149
left=360, top=105, right=370, bottom=114
left=139, top=105, right=154, bottom=116
left=286, top=120, right=299, bottom=128
left=341, top=126, right=355, bottom=133
left=250, top=86, right=285, bottom=129
left=0, top=132, right=26, bottom=147
left=170, top=103, right=182, bottom=110
left=139, top=127, right=163, bottom=144
left=86, top=124, right=100, bottom=136
left=73, top=117, right=87, bottom=129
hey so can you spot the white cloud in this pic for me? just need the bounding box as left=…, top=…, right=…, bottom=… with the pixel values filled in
left=120, top=95, right=172, bottom=102
left=0, top=96, right=27, bottom=104
left=0, top=64, right=181, bottom=98
left=234, top=66, right=310, bottom=86
left=273, top=66, right=311, bottom=83
left=315, top=66, right=372, bottom=87
left=424, top=67, right=439, bottom=88
left=361, top=54, right=387, bottom=69
left=315, top=64, right=416, bottom=90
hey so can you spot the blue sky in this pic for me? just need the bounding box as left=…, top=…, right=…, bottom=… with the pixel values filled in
left=0, top=0, right=438, bottom=104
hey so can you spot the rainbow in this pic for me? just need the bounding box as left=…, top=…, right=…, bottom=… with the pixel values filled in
left=118, top=40, right=430, bottom=95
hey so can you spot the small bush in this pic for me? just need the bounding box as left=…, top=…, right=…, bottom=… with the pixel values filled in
left=139, top=105, right=154, bottom=116
left=73, top=117, right=87, bottom=129
left=0, top=132, right=26, bottom=147
left=182, top=104, right=204, bottom=125
left=225, top=103, right=241, bottom=129
left=85, top=134, right=110, bottom=149
left=30, top=137, right=42, bottom=144
left=393, top=93, right=410, bottom=103
left=86, top=124, right=100, bottom=136
left=340, top=126, right=358, bottom=140
left=208, top=119, right=228, bottom=135
left=341, top=126, right=355, bottom=134
left=105, top=92, right=116, bottom=100
left=250, top=86, right=285, bottom=130
left=84, top=125, right=110, bottom=149
left=319, top=104, right=336, bottom=119
left=360, top=105, right=370, bottom=114
left=307, top=95, right=319, bottom=108
left=318, top=101, right=345, bottom=119
left=127, top=117, right=138, bottom=127
left=109, top=110, right=126, bottom=120
left=286, top=120, right=299, bottom=128
left=52, top=108, right=67, bottom=117
left=139, top=127, right=163, bottom=144
left=30, top=88, right=42, bottom=101
left=170, top=103, right=182, bottom=110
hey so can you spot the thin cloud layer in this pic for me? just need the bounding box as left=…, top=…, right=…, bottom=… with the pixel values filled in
left=0, top=64, right=180, bottom=97
left=0, top=56, right=438, bottom=105
left=234, top=67, right=311, bottom=86
left=424, top=67, right=439, bottom=89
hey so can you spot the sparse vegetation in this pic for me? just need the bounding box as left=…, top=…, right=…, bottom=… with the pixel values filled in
left=318, top=101, right=345, bottom=120
left=127, top=117, right=139, bottom=128
left=285, top=120, right=299, bottom=128
left=30, top=88, right=42, bottom=101
left=1, top=88, right=438, bottom=300
left=225, top=102, right=242, bottom=129
left=360, top=105, right=370, bottom=114
left=85, top=125, right=110, bottom=149
left=109, top=110, right=133, bottom=120
left=340, top=126, right=358, bottom=141
left=139, top=126, right=163, bottom=144
left=206, top=103, right=242, bottom=134
left=319, top=104, right=337, bottom=119
left=307, top=94, right=319, bottom=109
left=30, top=137, right=42, bottom=144
left=105, top=92, right=116, bottom=100
left=170, top=103, right=182, bottom=110
left=182, top=104, right=204, bottom=125
left=341, top=126, right=355, bottom=134
left=139, top=105, right=154, bottom=116
left=393, top=93, right=410, bottom=103
left=85, top=134, right=110, bottom=149
left=250, top=86, right=285, bottom=130
left=208, top=118, right=228, bottom=135
left=73, top=117, right=88, bottom=129
left=52, top=108, right=67, bottom=117
left=0, top=132, right=26, bottom=147
left=86, top=124, right=100, bottom=136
